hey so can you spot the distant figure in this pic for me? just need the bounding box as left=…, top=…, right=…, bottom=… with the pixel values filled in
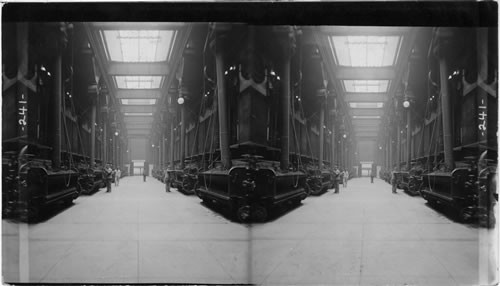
left=164, top=171, right=171, bottom=192
left=115, top=169, right=121, bottom=186
left=333, top=167, right=341, bottom=193
left=370, top=171, right=374, bottom=183
left=104, top=164, right=113, bottom=193
left=143, top=169, right=147, bottom=182
left=343, top=169, right=349, bottom=188
left=391, top=170, right=397, bottom=193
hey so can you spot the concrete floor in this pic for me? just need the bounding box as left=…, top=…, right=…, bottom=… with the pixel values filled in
left=2, top=176, right=498, bottom=285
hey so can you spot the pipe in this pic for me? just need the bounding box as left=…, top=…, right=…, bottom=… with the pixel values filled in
left=280, top=50, right=291, bottom=171
left=439, top=58, right=454, bottom=170
left=331, top=117, right=335, bottom=168
left=215, top=44, right=231, bottom=169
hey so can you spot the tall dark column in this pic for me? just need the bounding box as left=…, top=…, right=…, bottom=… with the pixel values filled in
left=279, top=32, right=294, bottom=171
left=103, top=121, right=107, bottom=165
left=170, top=119, right=174, bottom=169
left=406, top=109, right=412, bottom=170
left=52, top=39, right=63, bottom=169
left=396, top=121, right=401, bottom=171
left=90, top=102, right=96, bottom=167
left=214, top=40, right=231, bottom=169
left=433, top=28, right=455, bottom=170
left=318, top=100, right=325, bottom=169
left=179, top=96, right=186, bottom=169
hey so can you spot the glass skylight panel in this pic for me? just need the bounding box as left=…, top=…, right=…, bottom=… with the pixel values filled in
left=121, top=99, right=157, bottom=105
left=115, top=76, right=163, bottom=89
left=103, top=30, right=174, bottom=62
left=352, top=116, right=381, bottom=119
left=124, top=113, right=153, bottom=116
left=343, top=80, right=389, bottom=93
left=349, top=102, right=384, bottom=108
left=330, top=36, right=401, bottom=67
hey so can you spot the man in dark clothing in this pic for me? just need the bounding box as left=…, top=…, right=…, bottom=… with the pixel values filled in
left=143, top=169, right=147, bottom=182
left=391, top=170, right=397, bottom=193
left=333, top=167, right=341, bottom=193
left=104, top=164, right=113, bottom=193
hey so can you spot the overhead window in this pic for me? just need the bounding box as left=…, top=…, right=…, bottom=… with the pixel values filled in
left=102, top=30, right=175, bottom=62
left=349, top=102, right=384, bottom=108
left=121, top=99, right=157, bottom=105
left=124, top=113, right=153, bottom=116
left=115, top=76, right=163, bottom=89
left=343, top=80, right=389, bottom=93
left=330, top=35, right=401, bottom=67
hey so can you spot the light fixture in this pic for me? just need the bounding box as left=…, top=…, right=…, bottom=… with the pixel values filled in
left=343, top=134, right=347, bottom=138
left=114, top=131, right=119, bottom=136
left=403, top=100, right=410, bottom=108
left=152, top=144, right=155, bottom=148
left=379, top=146, right=383, bottom=150
left=177, top=97, right=184, bottom=105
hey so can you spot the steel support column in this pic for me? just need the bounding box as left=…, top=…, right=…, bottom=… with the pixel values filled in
left=52, top=42, right=62, bottom=169
left=215, top=44, right=231, bottom=169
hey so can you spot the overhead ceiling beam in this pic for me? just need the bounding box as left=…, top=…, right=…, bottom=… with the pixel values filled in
left=123, top=116, right=154, bottom=124
left=353, top=120, right=381, bottom=127
left=121, top=105, right=156, bottom=113
left=91, top=22, right=185, bottom=30
left=319, top=26, right=410, bottom=36
left=126, top=123, right=153, bottom=129
left=350, top=108, right=384, bottom=116
left=355, top=132, right=379, bottom=137
left=335, top=66, right=395, bottom=80
left=346, top=93, right=388, bottom=102
left=115, top=89, right=162, bottom=99
left=127, top=129, right=150, bottom=134
left=108, top=62, right=170, bottom=76
left=355, top=127, right=380, bottom=132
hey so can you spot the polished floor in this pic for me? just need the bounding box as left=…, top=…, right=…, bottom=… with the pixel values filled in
left=2, top=176, right=498, bottom=285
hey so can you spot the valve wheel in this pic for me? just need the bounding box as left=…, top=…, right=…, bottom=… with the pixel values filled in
left=251, top=205, right=268, bottom=222
left=236, top=205, right=251, bottom=222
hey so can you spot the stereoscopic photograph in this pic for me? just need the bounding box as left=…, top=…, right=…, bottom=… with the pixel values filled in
left=2, top=2, right=498, bottom=285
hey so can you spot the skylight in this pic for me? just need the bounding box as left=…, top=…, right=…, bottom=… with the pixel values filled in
left=124, top=113, right=153, bottom=116
left=115, top=76, right=163, bottom=89
left=330, top=36, right=401, bottom=67
left=349, top=102, right=384, bottom=108
left=121, top=99, right=157, bottom=105
left=102, top=30, right=175, bottom=62
left=352, top=116, right=381, bottom=119
left=343, top=80, right=389, bottom=93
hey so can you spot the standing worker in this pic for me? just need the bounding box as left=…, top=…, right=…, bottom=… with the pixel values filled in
left=115, top=168, right=121, bottom=187
left=104, top=164, right=113, bottom=193
left=391, top=170, right=397, bottom=194
left=143, top=168, right=147, bottom=182
left=333, top=166, right=341, bottom=194
left=164, top=170, right=171, bottom=192
left=343, top=169, right=349, bottom=188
